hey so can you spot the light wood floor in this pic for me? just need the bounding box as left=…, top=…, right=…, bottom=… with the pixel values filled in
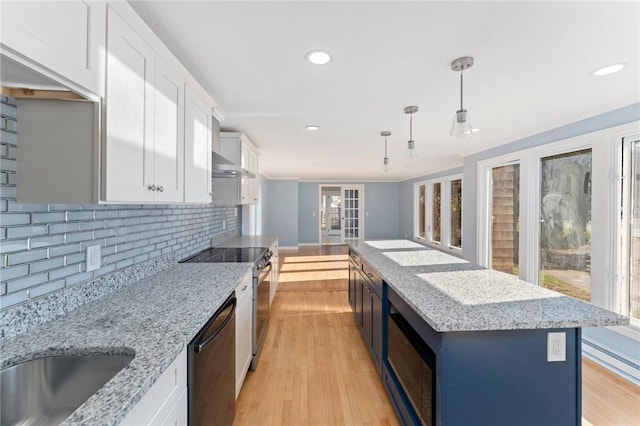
left=234, top=245, right=640, bottom=426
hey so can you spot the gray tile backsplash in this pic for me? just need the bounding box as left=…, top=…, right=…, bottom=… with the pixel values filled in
left=0, top=95, right=240, bottom=324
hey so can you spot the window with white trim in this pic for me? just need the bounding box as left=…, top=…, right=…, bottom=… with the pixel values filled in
left=621, top=136, right=640, bottom=321
left=414, top=175, right=462, bottom=253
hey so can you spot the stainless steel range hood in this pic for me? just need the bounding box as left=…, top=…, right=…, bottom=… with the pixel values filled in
left=212, top=151, right=256, bottom=178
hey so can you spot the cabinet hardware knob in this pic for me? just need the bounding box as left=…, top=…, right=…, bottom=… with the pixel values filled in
left=148, top=184, right=156, bottom=191
left=158, top=186, right=164, bottom=192
left=242, top=285, right=247, bottom=291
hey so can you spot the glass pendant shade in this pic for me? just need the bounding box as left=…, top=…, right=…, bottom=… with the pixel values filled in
left=382, top=156, right=391, bottom=172
left=405, top=139, right=417, bottom=159
left=451, top=109, right=473, bottom=137
left=450, top=56, right=474, bottom=138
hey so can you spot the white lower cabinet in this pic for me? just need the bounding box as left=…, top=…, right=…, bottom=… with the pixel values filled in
left=120, top=348, right=187, bottom=426
left=235, top=273, right=253, bottom=399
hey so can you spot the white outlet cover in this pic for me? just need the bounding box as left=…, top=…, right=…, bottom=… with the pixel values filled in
left=547, top=332, right=566, bottom=362
left=86, top=245, right=101, bottom=272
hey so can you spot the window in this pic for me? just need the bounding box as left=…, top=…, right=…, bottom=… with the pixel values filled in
left=432, top=182, right=441, bottom=243
left=414, top=175, right=462, bottom=253
left=622, top=137, right=640, bottom=320
left=490, top=164, right=520, bottom=276
left=418, top=185, right=426, bottom=239
left=450, top=179, right=462, bottom=248
left=539, top=149, right=592, bottom=301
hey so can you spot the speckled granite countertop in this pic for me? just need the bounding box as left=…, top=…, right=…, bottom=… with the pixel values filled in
left=0, top=263, right=253, bottom=426
left=348, top=239, right=628, bottom=332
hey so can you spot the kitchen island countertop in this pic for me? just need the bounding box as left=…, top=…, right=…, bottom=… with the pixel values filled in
left=348, top=239, right=628, bottom=332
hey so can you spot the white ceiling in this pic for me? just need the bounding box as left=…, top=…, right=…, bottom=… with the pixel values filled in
left=129, top=1, right=640, bottom=181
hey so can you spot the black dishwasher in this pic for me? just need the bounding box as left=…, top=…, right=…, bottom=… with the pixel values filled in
left=188, top=292, right=236, bottom=426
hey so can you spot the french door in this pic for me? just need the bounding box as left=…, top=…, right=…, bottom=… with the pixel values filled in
left=342, top=185, right=365, bottom=242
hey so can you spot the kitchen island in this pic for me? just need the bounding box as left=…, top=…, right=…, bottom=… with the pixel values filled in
left=347, top=239, right=628, bottom=426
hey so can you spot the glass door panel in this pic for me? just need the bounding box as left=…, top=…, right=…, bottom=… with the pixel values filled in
left=490, top=164, right=520, bottom=275
left=539, top=149, right=592, bottom=301
left=626, top=139, right=640, bottom=319
left=342, top=185, right=364, bottom=241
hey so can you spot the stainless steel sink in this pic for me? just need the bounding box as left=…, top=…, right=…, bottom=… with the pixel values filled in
left=1, top=353, right=134, bottom=426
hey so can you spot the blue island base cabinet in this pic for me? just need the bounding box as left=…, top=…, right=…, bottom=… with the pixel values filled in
left=385, top=286, right=581, bottom=426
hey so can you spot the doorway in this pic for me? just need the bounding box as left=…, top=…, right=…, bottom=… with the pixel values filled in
left=319, top=184, right=365, bottom=245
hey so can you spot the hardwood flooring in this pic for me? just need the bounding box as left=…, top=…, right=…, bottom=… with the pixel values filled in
left=234, top=245, right=640, bottom=426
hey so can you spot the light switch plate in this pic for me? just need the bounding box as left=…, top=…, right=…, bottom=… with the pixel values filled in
left=86, top=245, right=101, bottom=272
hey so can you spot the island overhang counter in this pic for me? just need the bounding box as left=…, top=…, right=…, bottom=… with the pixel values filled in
left=347, top=239, right=628, bottom=426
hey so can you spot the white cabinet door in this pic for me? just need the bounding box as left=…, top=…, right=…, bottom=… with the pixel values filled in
left=0, top=0, right=106, bottom=96
left=235, top=274, right=253, bottom=398
left=121, top=348, right=187, bottom=426
left=153, top=58, right=184, bottom=203
left=104, top=7, right=155, bottom=202
left=184, top=84, right=212, bottom=203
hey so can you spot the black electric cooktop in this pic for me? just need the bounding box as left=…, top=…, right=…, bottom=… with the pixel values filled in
left=180, top=247, right=268, bottom=264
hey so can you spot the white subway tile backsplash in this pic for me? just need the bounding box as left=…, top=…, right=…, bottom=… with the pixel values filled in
left=6, top=225, right=48, bottom=239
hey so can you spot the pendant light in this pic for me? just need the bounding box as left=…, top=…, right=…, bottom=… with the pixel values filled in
left=381, top=131, right=391, bottom=172
left=450, top=56, right=474, bottom=138
left=404, top=106, right=419, bottom=159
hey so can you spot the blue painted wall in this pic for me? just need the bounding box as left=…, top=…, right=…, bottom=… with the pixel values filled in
left=298, top=182, right=318, bottom=244
left=297, top=182, right=402, bottom=244
left=264, top=180, right=299, bottom=248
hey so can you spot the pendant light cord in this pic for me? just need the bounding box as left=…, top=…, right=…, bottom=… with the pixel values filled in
left=409, top=113, right=413, bottom=140
left=460, top=70, right=464, bottom=110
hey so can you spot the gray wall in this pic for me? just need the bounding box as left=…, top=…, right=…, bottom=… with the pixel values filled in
left=0, top=95, right=240, bottom=311
left=462, top=102, right=640, bottom=263
left=297, top=182, right=402, bottom=244
left=264, top=180, right=299, bottom=247
left=298, top=182, right=318, bottom=244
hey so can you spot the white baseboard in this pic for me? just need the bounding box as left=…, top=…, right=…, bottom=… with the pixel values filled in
left=582, top=339, right=640, bottom=386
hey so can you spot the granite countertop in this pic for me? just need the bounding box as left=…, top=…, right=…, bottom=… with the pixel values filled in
left=0, top=262, right=252, bottom=426
left=348, top=239, right=629, bottom=333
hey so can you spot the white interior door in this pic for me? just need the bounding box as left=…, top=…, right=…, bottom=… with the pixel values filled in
left=342, top=185, right=365, bottom=242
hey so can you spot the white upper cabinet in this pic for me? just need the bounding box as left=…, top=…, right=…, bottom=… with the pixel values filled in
left=153, top=58, right=185, bottom=203
left=0, top=0, right=106, bottom=96
left=184, top=85, right=213, bottom=203
left=104, top=7, right=156, bottom=202
left=220, top=133, right=260, bottom=205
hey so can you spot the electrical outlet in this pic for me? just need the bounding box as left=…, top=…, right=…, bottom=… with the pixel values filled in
left=86, top=245, right=101, bottom=272
left=547, top=332, right=566, bottom=362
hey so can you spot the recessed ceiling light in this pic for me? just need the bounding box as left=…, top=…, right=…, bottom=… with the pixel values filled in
left=472, top=128, right=481, bottom=133
left=305, top=50, right=331, bottom=65
left=593, top=63, right=626, bottom=76
left=305, top=124, right=320, bottom=131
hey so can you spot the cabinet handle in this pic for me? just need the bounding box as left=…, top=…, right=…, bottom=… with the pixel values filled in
left=242, top=285, right=248, bottom=291
left=147, top=184, right=156, bottom=191
left=158, top=185, right=164, bottom=192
